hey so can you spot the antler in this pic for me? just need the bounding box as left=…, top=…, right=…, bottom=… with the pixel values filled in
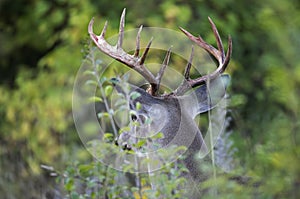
left=172, top=17, right=232, bottom=96
left=88, top=9, right=232, bottom=97
left=88, top=8, right=170, bottom=96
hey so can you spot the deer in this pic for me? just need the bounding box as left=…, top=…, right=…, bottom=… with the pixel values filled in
left=88, top=8, right=232, bottom=197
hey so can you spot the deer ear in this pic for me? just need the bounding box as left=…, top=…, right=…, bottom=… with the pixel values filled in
left=183, top=74, right=230, bottom=118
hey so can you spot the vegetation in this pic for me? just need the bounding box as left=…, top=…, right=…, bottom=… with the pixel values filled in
left=0, top=0, right=299, bottom=198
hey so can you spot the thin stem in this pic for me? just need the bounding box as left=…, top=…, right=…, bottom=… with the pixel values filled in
left=133, top=127, right=143, bottom=198
left=90, top=49, right=118, bottom=137
left=145, top=140, right=155, bottom=190
left=207, top=78, right=217, bottom=196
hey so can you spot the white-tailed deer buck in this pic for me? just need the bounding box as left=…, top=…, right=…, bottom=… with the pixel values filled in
left=88, top=8, right=232, bottom=191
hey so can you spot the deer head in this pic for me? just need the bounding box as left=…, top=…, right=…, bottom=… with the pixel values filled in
left=88, top=8, right=232, bottom=181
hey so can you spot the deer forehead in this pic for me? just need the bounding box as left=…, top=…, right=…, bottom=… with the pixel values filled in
left=147, top=103, right=167, bottom=118
left=135, top=95, right=183, bottom=117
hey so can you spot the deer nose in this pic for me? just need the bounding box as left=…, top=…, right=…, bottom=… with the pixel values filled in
left=131, top=114, right=137, bottom=121
left=131, top=113, right=147, bottom=124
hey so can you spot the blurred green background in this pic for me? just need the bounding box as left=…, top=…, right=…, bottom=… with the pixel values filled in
left=0, top=0, right=299, bottom=198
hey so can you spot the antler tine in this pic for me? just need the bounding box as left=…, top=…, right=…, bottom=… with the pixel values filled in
left=88, top=17, right=96, bottom=40
left=140, top=37, right=153, bottom=65
left=184, top=45, right=194, bottom=79
left=101, top=21, right=108, bottom=38
left=155, top=47, right=172, bottom=91
left=208, top=17, right=225, bottom=61
left=222, top=35, right=232, bottom=73
left=179, top=27, right=221, bottom=64
left=134, top=25, right=143, bottom=57
left=117, top=8, right=126, bottom=49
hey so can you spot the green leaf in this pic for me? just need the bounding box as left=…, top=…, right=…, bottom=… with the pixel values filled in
left=97, top=112, right=109, bottom=118
left=105, top=85, right=113, bottom=97
left=104, top=133, right=113, bottom=139
left=103, top=133, right=114, bottom=142
left=130, top=91, right=141, bottom=100
left=151, top=132, right=164, bottom=139
left=87, top=179, right=96, bottom=188
left=83, top=70, right=95, bottom=76
left=78, top=164, right=93, bottom=175
left=135, top=139, right=146, bottom=148
left=131, top=121, right=140, bottom=127
left=70, top=192, right=80, bottom=199
left=65, top=178, right=74, bottom=191
left=115, top=98, right=126, bottom=106
left=123, top=163, right=134, bottom=173
left=100, top=77, right=107, bottom=84
left=88, top=96, right=103, bottom=103
left=135, top=102, right=142, bottom=110
left=119, top=126, right=130, bottom=133
left=85, top=80, right=98, bottom=86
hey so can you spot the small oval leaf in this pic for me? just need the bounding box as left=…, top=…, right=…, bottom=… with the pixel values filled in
left=97, top=112, right=109, bottom=118
left=88, top=96, right=103, bottom=103
left=135, top=102, right=142, bottom=110
left=105, top=85, right=113, bottom=96
left=83, top=70, right=96, bottom=76
left=151, top=132, right=164, bottom=139
left=85, top=80, right=98, bottom=86
left=130, top=91, right=141, bottom=100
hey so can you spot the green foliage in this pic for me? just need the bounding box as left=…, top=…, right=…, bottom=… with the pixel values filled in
left=51, top=158, right=189, bottom=199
